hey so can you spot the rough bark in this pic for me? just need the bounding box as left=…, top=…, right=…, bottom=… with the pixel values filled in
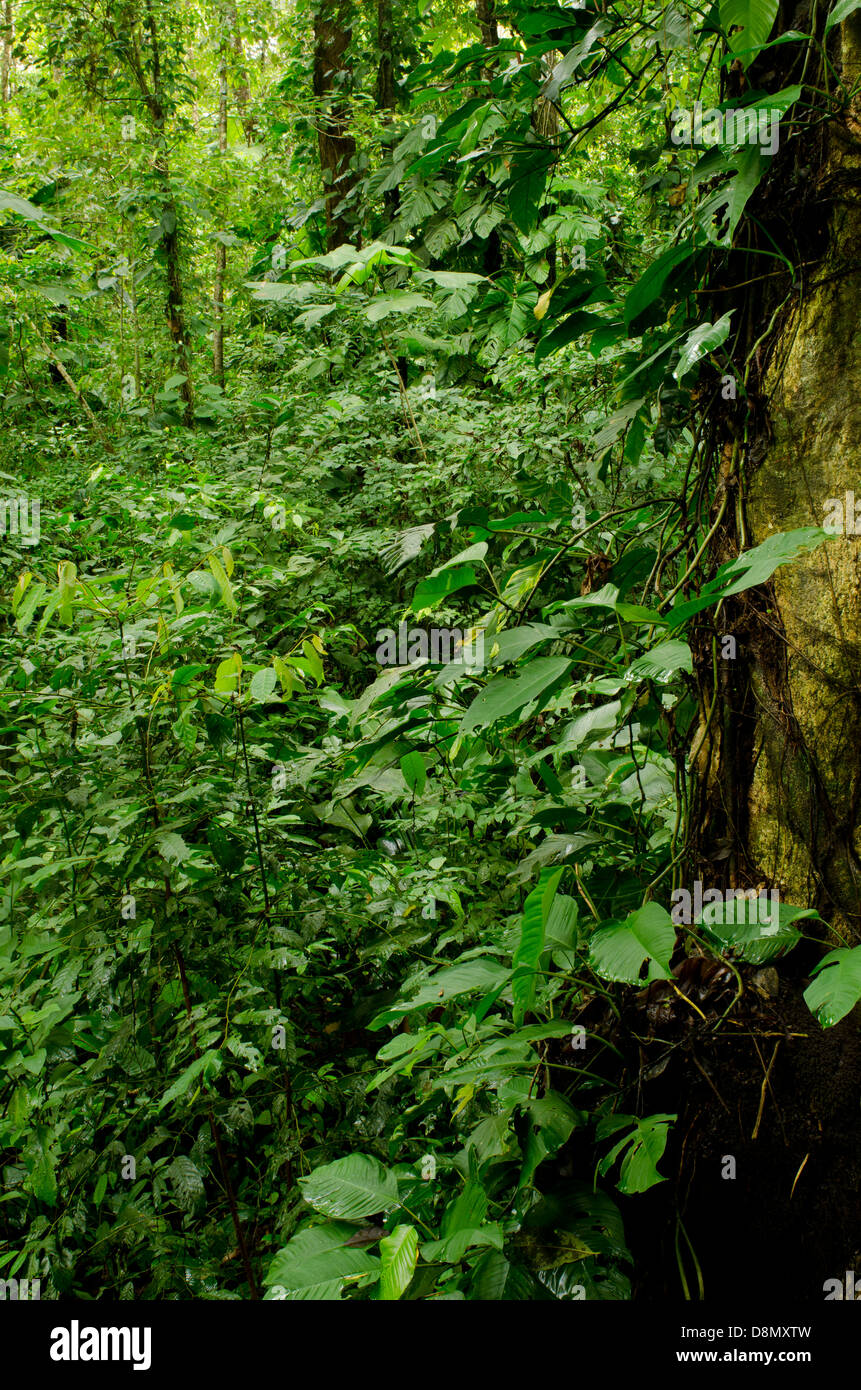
left=475, top=0, right=498, bottom=49
left=693, top=6, right=861, bottom=938
left=313, top=0, right=356, bottom=250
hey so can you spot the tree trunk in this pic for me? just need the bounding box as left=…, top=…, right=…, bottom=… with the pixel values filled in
left=1, top=0, right=13, bottom=104
left=475, top=0, right=497, bottom=49
left=693, top=6, right=861, bottom=939
left=313, top=0, right=356, bottom=250
left=230, top=8, right=255, bottom=144
left=127, top=0, right=194, bottom=425
left=213, top=29, right=228, bottom=390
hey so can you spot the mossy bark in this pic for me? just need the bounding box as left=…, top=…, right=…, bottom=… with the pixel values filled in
left=696, top=12, right=861, bottom=938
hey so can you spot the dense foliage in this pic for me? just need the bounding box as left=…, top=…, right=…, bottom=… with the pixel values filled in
left=1, top=0, right=859, bottom=1302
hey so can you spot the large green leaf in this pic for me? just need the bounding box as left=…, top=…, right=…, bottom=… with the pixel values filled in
left=299, top=1155, right=399, bottom=1220
left=674, top=312, right=734, bottom=381
left=720, top=0, right=778, bottom=64
left=265, top=1222, right=380, bottom=1300
left=369, top=958, right=512, bottom=1029
left=624, top=241, right=703, bottom=330
left=589, top=902, right=675, bottom=983
left=804, top=946, right=861, bottom=1027
left=460, top=657, right=573, bottom=734
left=378, top=1225, right=419, bottom=1300
left=825, top=0, right=861, bottom=34
left=512, top=867, right=564, bottom=1025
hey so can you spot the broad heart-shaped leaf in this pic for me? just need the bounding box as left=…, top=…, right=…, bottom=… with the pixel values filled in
left=299, top=1154, right=399, bottom=1221
left=804, top=946, right=861, bottom=1027
left=674, top=311, right=734, bottom=381
left=378, top=1225, right=419, bottom=1300
left=506, top=149, right=556, bottom=234
left=700, top=898, right=818, bottom=964
left=512, top=868, right=564, bottom=1025
left=588, top=902, right=675, bottom=984
left=460, top=657, right=573, bottom=735
left=596, top=1113, right=676, bottom=1194
left=264, top=1222, right=380, bottom=1300
left=720, top=0, right=778, bottom=65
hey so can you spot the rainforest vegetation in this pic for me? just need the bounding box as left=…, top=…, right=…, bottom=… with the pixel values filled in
left=3, top=0, right=861, bottom=1304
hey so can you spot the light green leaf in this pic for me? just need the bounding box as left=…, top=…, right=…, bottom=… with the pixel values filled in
left=250, top=667, right=277, bottom=703
left=512, top=868, right=564, bottom=1025
left=674, top=311, right=734, bottom=381
left=589, top=902, right=675, bottom=984
left=720, top=0, right=778, bottom=65
left=299, top=1154, right=399, bottom=1220
left=400, top=751, right=427, bottom=796
left=825, top=0, right=861, bottom=34
left=378, top=1225, right=419, bottom=1300
left=804, top=945, right=861, bottom=1027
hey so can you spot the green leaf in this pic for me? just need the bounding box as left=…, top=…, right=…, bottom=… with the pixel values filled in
left=265, top=1222, right=380, bottom=1301
left=155, top=830, right=190, bottom=866
left=804, top=946, right=861, bottom=1027
left=460, top=657, right=573, bottom=735
left=159, top=1049, right=222, bottom=1110
left=597, top=1113, right=676, bottom=1193
left=700, top=897, right=818, bottom=964
left=624, top=639, right=692, bottom=684
left=667, top=528, right=828, bottom=626
left=624, top=241, right=703, bottom=330
left=720, top=0, right=778, bottom=65
left=209, top=554, right=237, bottom=615
left=512, top=868, right=564, bottom=1025
left=589, top=902, right=675, bottom=984
left=378, top=1225, right=419, bottom=1300
left=519, top=1092, right=580, bottom=1189
left=250, top=667, right=277, bottom=703
left=369, top=958, right=511, bottom=1029
left=719, top=527, right=827, bottom=597
left=400, top=751, right=427, bottom=796
left=365, top=292, right=433, bottom=322
left=299, top=1154, right=399, bottom=1220
left=674, top=311, right=734, bottom=381
left=411, top=564, right=478, bottom=614
left=825, top=0, right=861, bottom=34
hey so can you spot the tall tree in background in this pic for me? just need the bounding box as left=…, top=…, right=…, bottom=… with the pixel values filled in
left=115, top=0, right=195, bottom=423
left=1, top=0, right=13, bottom=104
left=213, top=12, right=229, bottom=389
left=312, top=0, right=356, bottom=249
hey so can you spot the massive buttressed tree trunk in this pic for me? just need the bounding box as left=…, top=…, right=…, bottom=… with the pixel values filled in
left=312, top=0, right=356, bottom=249
left=694, top=3, right=861, bottom=940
